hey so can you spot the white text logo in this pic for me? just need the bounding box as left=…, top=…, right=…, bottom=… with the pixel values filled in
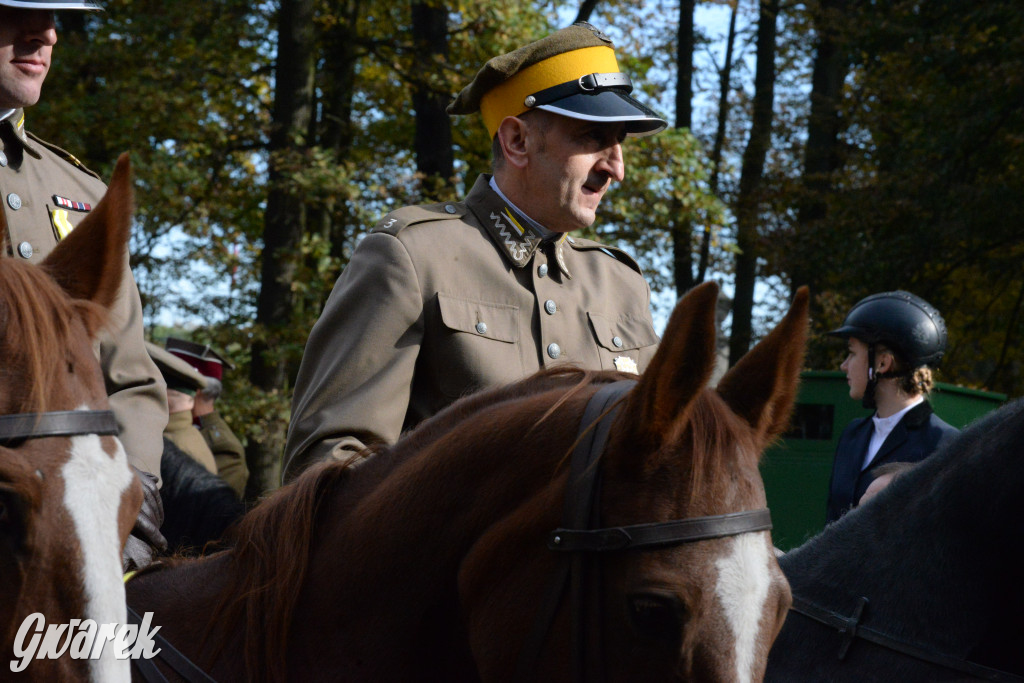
left=10, top=612, right=162, bottom=672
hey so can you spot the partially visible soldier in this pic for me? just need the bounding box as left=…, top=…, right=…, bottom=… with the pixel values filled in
left=146, top=342, right=218, bottom=475
left=0, top=0, right=168, bottom=569
left=166, top=337, right=248, bottom=499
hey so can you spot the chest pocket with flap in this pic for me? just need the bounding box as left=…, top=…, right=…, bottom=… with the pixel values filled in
left=432, top=293, right=522, bottom=398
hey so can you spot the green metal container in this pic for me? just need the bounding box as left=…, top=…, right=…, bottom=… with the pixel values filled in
left=760, top=370, right=1006, bottom=551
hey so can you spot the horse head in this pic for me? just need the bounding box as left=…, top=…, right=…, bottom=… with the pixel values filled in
left=0, top=154, right=143, bottom=681
left=592, top=281, right=807, bottom=682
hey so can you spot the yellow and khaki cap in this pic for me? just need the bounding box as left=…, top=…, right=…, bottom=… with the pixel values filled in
left=448, top=22, right=667, bottom=139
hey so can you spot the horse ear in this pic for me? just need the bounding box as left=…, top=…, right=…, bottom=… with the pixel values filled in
left=41, top=153, right=133, bottom=311
left=621, top=281, right=720, bottom=446
left=715, top=286, right=809, bottom=445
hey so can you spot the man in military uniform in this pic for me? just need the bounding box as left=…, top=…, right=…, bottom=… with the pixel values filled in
left=146, top=341, right=218, bottom=474
left=284, top=22, right=666, bottom=480
left=1, top=0, right=168, bottom=567
left=166, top=337, right=249, bottom=499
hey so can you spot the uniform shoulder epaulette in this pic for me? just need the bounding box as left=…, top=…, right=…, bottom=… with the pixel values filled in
left=25, top=132, right=102, bottom=180
left=373, top=202, right=467, bottom=236
left=568, top=237, right=644, bottom=276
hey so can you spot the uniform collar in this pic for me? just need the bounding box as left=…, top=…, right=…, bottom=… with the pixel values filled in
left=0, top=109, right=41, bottom=161
left=467, top=174, right=574, bottom=278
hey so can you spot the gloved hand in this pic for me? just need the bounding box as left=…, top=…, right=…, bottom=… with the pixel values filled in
left=122, top=466, right=168, bottom=572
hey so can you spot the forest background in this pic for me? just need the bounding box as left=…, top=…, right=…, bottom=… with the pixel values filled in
left=37, top=0, right=1024, bottom=497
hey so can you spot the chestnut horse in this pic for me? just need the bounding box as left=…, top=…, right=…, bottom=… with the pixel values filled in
left=0, top=155, right=143, bottom=681
left=127, top=281, right=808, bottom=682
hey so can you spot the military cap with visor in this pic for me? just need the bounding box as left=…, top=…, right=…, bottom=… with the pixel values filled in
left=145, top=342, right=208, bottom=396
left=0, top=0, right=101, bottom=9
left=448, top=22, right=667, bottom=139
left=165, top=337, right=235, bottom=381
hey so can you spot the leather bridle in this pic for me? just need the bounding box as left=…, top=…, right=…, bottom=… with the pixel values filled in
left=516, top=380, right=775, bottom=682
left=789, top=594, right=1024, bottom=682
left=0, top=409, right=119, bottom=444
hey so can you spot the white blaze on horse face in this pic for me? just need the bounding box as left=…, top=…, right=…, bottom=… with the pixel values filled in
left=714, top=532, right=772, bottom=683
left=61, top=425, right=135, bottom=683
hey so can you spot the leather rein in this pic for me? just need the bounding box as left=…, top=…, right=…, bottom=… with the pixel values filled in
left=789, top=595, right=1024, bottom=682
left=516, top=380, right=774, bottom=682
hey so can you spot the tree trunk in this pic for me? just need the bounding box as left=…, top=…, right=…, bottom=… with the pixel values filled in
left=318, top=4, right=362, bottom=263
left=729, top=0, right=780, bottom=366
left=411, top=1, right=454, bottom=201
left=672, top=0, right=696, bottom=296
left=574, top=0, right=600, bottom=24
left=791, top=0, right=850, bottom=297
left=703, top=0, right=740, bottom=284
left=248, top=0, right=317, bottom=496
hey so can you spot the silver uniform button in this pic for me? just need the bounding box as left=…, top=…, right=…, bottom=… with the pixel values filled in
left=612, top=336, right=624, bottom=348
left=445, top=204, right=457, bottom=214
left=17, top=241, right=33, bottom=259
left=7, top=193, right=22, bottom=210
left=547, top=343, right=561, bottom=359
left=538, top=264, right=548, bottom=277
left=0, top=150, right=7, bottom=167
left=544, top=299, right=557, bottom=315
left=475, top=322, right=487, bottom=335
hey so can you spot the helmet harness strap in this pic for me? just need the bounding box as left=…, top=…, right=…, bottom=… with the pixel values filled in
left=862, top=344, right=912, bottom=410
left=862, top=345, right=878, bottom=410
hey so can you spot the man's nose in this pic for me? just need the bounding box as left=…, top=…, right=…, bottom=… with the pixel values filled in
left=22, top=10, right=58, bottom=45
left=601, top=142, right=625, bottom=183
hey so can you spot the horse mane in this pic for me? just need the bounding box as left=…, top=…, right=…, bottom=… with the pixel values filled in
left=681, top=390, right=746, bottom=508
left=214, top=367, right=613, bottom=682
left=0, top=260, right=105, bottom=414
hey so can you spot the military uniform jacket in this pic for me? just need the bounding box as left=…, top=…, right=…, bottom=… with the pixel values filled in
left=197, top=410, right=248, bottom=499
left=283, top=174, right=660, bottom=479
left=825, top=400, right=958, bottom=522
left=165, top=410, right=218, bottom=475
left=0, top=111, right=168, bottom=480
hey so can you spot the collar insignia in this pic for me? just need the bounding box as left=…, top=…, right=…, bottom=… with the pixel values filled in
left=488, top=205, right=541, bottom=267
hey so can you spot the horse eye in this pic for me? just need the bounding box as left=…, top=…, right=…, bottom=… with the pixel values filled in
left=627, top=593, right=687, bottom=643
left=0, top=486, right=27, bottom=551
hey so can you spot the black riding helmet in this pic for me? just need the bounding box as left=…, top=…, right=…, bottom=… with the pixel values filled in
left=828, top=290, right=947, bottom=368
left=828, top=291, right=947, bottom=409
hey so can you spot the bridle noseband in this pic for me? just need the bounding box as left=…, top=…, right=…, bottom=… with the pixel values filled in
left=517, top=380, right=775, bottom=683
left=0, top=410, right=119, bottom=444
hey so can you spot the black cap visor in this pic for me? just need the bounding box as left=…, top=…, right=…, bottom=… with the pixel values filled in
left=0, top=0, right=101, bottom=8
left=538, top=89, right=667, bottom=137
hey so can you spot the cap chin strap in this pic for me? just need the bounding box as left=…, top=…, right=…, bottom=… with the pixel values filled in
left=524, top=72, right=633, bottom=109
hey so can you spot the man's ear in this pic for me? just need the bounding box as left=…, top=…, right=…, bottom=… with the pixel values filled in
left=496, top=116, right=530, bottom=170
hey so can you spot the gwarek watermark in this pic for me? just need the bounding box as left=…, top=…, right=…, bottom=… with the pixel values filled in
left=10, top=612, right=162, bottom=672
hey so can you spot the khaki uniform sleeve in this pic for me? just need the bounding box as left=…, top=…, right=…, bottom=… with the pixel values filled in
left=100, top=254, right=169, bottom=483
left=283, top=232, right=424, bottom=481
left=198, top=410, right=248, bottom=499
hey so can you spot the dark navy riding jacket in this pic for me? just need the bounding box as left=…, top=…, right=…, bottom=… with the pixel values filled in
left=825, top=400, right=958, bottom=523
